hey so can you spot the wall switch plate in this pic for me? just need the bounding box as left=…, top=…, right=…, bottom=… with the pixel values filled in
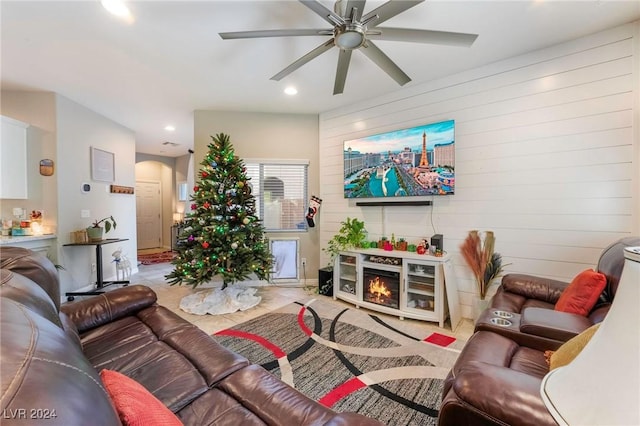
left=12, top=208, right=23, bottom=216
left=81, top=209, right=90, bottom=218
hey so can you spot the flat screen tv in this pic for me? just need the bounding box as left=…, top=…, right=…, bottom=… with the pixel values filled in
left=343, top=119, right=455, bottom=199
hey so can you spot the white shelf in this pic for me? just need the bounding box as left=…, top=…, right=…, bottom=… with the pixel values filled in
left=408, top=288, right=434, bottom=297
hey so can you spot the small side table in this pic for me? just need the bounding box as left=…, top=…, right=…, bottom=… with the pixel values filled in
left=64, top=238, right=129, bottom=301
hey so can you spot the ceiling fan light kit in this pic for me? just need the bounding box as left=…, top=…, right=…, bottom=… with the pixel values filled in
left=335, top=24, right=365, bottom=50
left=219, top=0, right=478, bottom=95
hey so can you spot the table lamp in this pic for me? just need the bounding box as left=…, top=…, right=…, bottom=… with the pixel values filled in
left=540, top=246, right=640, bottom=425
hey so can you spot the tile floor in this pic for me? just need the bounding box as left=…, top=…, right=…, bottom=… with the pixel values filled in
left=131, top=261, right=475, bottom=340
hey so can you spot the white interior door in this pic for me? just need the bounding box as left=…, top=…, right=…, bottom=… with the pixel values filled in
left=136, top=181, right=162, bottom=249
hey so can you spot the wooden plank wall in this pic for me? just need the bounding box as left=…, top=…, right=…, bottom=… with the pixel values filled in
left=318, top=22, right=640, bottom=319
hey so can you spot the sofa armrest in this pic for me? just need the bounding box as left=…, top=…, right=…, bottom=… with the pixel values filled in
left=60, top=285, right=157, bottom=333
left=443, top=361, right=556, bottom=426
left=521, top=307, right=592, bottom=342
left=502, top=273, right=569, bottom=304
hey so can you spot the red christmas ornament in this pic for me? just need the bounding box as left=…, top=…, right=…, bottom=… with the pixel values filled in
left=203, top=201, right=211, bottom=209
left=193, top=186, right=199, bottom=192
left=190, top=203, right=197, bottom=210
left=202, top=241, right=209, bottom=249
left=201, top=171, right=209, bottom=178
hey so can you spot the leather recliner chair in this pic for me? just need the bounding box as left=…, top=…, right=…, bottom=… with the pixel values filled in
left=438, top=237, right=640, bottom=426
left=474, top=236, right=640, bottom=350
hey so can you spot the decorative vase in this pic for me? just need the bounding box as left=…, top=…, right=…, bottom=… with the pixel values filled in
left=473, top=295, right=490, bottom=322
left=383, top=241, right=393, bottom=251
left=416, top=245, right=426, bottom=255
left=395, top=241, right=408, bottom=251
left=86, top=226, right=104, bottom=242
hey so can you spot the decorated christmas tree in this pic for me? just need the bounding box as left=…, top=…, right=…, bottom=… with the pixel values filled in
left=166, top=133, right=272, bottom=289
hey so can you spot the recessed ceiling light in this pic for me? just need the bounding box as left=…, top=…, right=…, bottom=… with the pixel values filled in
left=164, top=125, right=176, bottom=132
left=101, top=0, right=133, bottom=22
left=284, top=86, right=298, bottom=96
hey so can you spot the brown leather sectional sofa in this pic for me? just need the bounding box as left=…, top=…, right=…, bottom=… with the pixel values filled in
left=438, top=236, right=640, bottom=426
left=0, top=247, right=382, bottom=426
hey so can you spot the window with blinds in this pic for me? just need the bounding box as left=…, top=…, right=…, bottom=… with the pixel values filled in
left=244, top=160, right=309, bottom=232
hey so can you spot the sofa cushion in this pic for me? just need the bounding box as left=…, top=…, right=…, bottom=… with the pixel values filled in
left=1, top=297, right=120, bottom=425
left=101, top=369, right=183, bottom=426
left=61, top=285, right=157, bottom=332
left=548, top=323, right=600, bottom=370
left=217, top=364, right=338, bottom=425
left=555, top=269, right=606, bottom=316
left=441, top=361, right=558, bottom=426
left=81, top=305, right=250, bottom=413
left=0, top=246, right=61, bottom=309
left=0, top=269, right=62, bottom=328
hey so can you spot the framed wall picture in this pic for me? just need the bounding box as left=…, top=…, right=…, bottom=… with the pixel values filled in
left=91, top=147, right=115, bottom=182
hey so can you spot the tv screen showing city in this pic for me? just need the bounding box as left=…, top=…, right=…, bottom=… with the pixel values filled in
left=343, top=119, right=455, bottom=199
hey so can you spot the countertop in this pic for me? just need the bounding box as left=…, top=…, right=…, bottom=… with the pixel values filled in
left=0, top=234, right=57, bottom=245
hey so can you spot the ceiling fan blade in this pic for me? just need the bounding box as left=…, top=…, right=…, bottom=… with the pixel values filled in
left=362, top=0, right=423, bottom=27
left=299, top=0, right=344, bottom=25
left=360, top=40, right=410, bottom=86
left=334, top=49, right=353, bottom=95
left=220, top=29, right=332, bottom=40
left=343, top=0, right=367, bottom=21
left=368, top=27, right=478, bottom=47
left=271, top=39, right=335, bottom=81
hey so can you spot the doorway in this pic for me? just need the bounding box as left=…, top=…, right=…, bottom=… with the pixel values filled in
left=136, top=180, right=162, bottom=249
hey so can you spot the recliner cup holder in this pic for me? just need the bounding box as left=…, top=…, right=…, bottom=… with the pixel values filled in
left=489, top=317, right=512, bottom=327
left=492, top=310, right=514, bottom=319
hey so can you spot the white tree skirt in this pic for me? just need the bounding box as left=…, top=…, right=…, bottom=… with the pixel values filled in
left=179, top=287, right=261, bottom=315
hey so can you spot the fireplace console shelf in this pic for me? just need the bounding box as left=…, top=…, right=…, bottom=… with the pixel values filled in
left=334, top=248, right=453, bottom=328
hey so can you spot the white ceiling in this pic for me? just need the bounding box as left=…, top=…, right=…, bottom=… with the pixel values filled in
left=2, top=1, right=639, bottom=157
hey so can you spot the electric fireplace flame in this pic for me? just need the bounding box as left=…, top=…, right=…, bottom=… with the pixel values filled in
left=363, top=267, right=400, bottom=309
left=368, top=276, right=392, bottom=304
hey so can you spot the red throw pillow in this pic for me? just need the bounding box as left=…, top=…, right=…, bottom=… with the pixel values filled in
left=555, top=269, right=607, bottom=316
left=100, top=369, right=183, bottom=426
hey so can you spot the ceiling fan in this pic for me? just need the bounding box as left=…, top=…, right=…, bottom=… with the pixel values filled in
left=219, top=0, right=478, bottom=95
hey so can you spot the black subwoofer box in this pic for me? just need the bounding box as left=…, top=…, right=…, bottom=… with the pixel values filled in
left=318, top=267, right=333, bottom=296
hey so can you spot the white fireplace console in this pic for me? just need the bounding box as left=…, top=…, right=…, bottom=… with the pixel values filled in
left=333, top=248, right=453, bottom=327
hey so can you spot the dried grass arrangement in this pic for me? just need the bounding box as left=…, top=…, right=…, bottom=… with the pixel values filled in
left=460, top=230, right=507, bottom=300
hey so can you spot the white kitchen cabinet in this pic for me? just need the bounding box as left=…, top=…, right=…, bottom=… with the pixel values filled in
left=1, top=116, right=29, bottom=199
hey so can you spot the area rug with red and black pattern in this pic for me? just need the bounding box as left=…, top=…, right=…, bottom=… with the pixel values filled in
left=214, top=298, right=465, bottom=425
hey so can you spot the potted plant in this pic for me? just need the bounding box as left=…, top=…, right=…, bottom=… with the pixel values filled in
left=323, top=217, right=367, bottom=267
left=87, top=216, right=117, bottom=242
left=377, top=236, right=387, bottom=249
left=395, top=237, right=408, bottom=251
